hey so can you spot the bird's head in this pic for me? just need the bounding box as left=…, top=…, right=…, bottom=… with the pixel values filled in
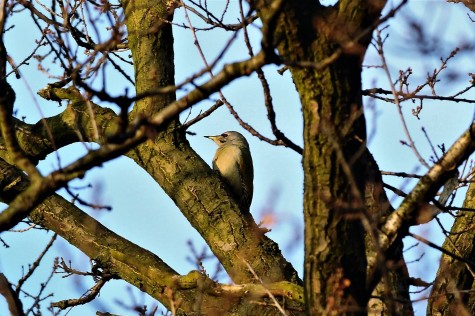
left=205, top=131, right=249, bottom=147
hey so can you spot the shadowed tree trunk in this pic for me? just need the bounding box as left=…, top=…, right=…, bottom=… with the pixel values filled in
left=251, top=0, right=404, bottom=314
left=427, top=181, right=475, bottom=316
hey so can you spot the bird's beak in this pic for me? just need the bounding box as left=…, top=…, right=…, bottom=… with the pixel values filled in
left=205, top=135, right=220, bottom=145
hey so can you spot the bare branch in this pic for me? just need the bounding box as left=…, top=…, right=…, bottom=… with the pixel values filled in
left=380, top=121, right=475, bottom=252
left=0, top=273, right=25, bottom=316
left=16, top=233, right=57, bottom=293
left=51, top=274, right=115, bottom=310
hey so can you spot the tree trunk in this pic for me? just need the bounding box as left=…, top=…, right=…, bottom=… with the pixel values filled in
left=122, top=0, right=300, bottom=286
left=428, top=181, right=475, bottom=316
left=251, top=0, right=390, bottom=313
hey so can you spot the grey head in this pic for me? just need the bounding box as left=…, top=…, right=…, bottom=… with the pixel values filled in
left=204, top=131, right=250, bottom=148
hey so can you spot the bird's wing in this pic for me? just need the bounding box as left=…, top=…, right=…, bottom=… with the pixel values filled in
left=234, top=147, right=253, bottom=208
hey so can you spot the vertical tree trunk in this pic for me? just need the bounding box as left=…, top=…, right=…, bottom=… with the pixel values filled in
left=122, top=0, right=300, bottom=286
left=252, top=0, right=387, bottom=313
left=428, top=181, right=475, bottom=316
left=298, top=47, right=369, bottom=315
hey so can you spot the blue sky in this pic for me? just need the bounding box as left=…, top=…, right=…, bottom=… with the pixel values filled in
left=1, top=0, right=475, bottom=315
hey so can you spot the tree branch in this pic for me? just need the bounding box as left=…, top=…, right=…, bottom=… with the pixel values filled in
left=0, top=273, right=24, bottom=316
left=380, top=121, right=475, bottom=253
left=0, top=159, right=305, bottom=314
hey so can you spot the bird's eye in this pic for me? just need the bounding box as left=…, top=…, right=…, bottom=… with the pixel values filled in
left=221, top=133, right=228, bottom=138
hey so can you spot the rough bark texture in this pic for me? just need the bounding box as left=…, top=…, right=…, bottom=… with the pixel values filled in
left=427, top=181, right=475, bottom=316
left=298, top=50, right=368, bottom=314
left=0, top=159, right=305, bottom=315
left=0, top=0, right=304, bottom=314
left=6, top=0, right=464, bottom=314
left=428, top=1, right=475, bottom=312
left=252, top=0, right=389, bottom=314
left=122, top=0, right=300, bottom=286
left=364, top=150, right=413, bottom=316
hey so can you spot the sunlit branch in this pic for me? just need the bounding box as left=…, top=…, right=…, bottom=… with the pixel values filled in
left=0, top=50, right=270, bottom=232
left=380, top=121, right=475, bottom=252
left=0, top=158, right=305, bottom=313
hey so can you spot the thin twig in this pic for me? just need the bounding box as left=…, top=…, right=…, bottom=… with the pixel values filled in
left=375, top=28, right=429, bottom=168
left=16, top=234, right=57, bottom=293
left=408, top=232, right=475, bottom=268
left=241, top=258, right=288, bottom=315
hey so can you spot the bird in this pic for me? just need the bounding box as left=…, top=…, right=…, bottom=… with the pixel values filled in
left=205, top=131, right=254, bottom=210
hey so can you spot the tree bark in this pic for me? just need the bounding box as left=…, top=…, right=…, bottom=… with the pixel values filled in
left=0, top=158, right=306, bottom=315
left=252, top=0, right=388, bottom=313
left=427, top=181, right=475, bottom=316
left=121, top=0, right=300, bottom=285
